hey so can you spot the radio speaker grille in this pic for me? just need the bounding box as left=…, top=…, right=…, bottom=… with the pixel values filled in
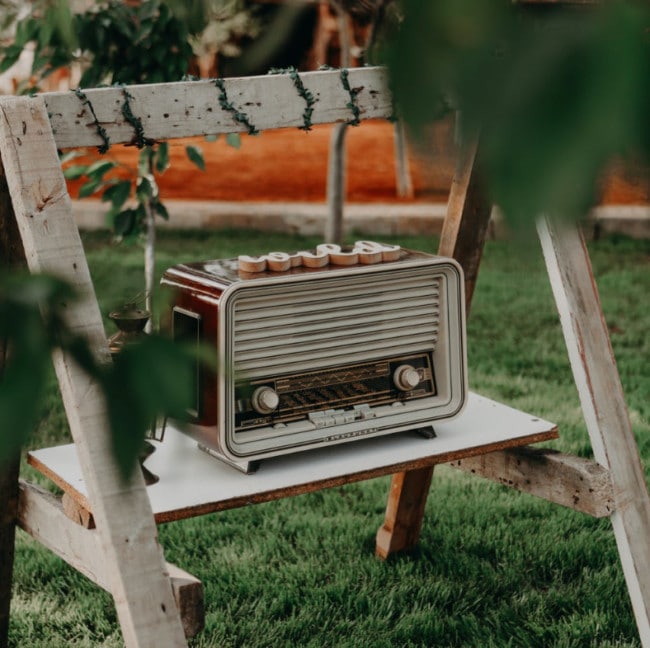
left=232, top=268, right=441, bottom=379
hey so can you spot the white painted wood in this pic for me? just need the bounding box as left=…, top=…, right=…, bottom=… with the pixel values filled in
left=17, top=481, right=204, bottom=639
left=449, top=447, right=614, bottom=518
left=537, top=217, right=650, bottom=646
left=28, top=393, right=558, bottom=522
left=43, top=67, right=392, bottom=149
left=0, top=96, right=187, bottom=648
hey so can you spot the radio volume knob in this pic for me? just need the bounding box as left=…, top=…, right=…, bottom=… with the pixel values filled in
left=251, top=386, right=280, bottom=414
left=393, top=365, right=421, bottom=392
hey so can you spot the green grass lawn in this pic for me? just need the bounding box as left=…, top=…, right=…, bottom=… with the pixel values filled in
left=9, top=229, right=650, bottom=647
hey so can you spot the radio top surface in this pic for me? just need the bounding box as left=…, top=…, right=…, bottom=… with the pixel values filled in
left=162, top=242, right=448, bottom=288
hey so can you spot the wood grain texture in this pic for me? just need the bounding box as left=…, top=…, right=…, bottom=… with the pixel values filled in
left=43, top=67, right=391, bottom=150
left=376, top=134, right=492, bottom=558
left=0, top=95, right=188, bottom=648
left=538, top=217, right=650, bottom=644
left=17, top=481, right=204, bottom=639
left=375, top=466, right=433, bottom=559
left=439, top=134, right=492, bottom=313
left=448, top=447, right=614, bottom=518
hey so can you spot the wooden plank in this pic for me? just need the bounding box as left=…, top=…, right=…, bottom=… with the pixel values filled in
left=43, top=67, right=392, bottom=149
left=167, top=564, right=205, bottom=640
left=62, top=492, right=94, bottom=529
left=537, top=217, right=650, bottom=645
left=375, top=467, right=433, bottom=559
left=376, top=134, right=493, bottom=558
left=438, top=134, right=492, bottom=314
left=0, top=95, right=188, bottom=647
left=448, top=446, right=614, bottom=518
left=28, top=393, right=558, bottom=523
left=17, top=482, right=204, bottom=639
left=18, top=481, right=108, bottom=586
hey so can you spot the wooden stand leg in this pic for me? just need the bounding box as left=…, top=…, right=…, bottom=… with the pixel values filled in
left=376, top=134, right=492, bottom=557
left=0, top=96, right=188, bottom=647
left=376, top=467, right=434, bottom=558
left=538, top=217, right=650, bottom=644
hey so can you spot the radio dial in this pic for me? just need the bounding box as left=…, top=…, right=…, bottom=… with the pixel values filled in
left=393, top=364, right=420, bottom=392
left=251, top=386, right=280, bottom=414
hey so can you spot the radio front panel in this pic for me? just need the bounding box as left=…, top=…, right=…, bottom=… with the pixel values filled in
left=161, top=244, right=467, bottom=472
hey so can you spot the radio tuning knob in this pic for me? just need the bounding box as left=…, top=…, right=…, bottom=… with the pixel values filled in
left=393, top=364, right=421, bottom=392
left=251, top=386, right=280, bottom=414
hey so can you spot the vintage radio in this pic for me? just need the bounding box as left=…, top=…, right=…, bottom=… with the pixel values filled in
left=160, top=241, right=467, bottom=473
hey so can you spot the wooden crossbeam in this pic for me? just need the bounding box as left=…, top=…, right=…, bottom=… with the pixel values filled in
left=17, top=481, right=204, bottom=639
left=43, top=67, right=391, bottom=149
left=448, top=447, right=614, bottom=518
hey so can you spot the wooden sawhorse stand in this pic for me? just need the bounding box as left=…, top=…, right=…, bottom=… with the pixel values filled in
left=0, top=68, right=647, bottom=646
left=377, top=136, right=650, bottom=644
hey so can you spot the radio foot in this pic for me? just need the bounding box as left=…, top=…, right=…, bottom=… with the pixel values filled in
left=198, top=444, right=260, bottom=474
left=415, top=426, right=436, bottom=439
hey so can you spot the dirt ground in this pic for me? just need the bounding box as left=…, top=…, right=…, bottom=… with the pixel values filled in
left=66, top=120, right=649, bottom=205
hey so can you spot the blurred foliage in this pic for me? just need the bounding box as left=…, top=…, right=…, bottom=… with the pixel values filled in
left=2, top=0, right=648, bottom=470
left=0, top=272, right=201, bottom=479
left=0, top=0, right=209, bottom=247
left=0, top=1, right=250, bottom=471
left=1, top=0, right=199, bottom=87
left=383, top=0, right=650, bottom=225
left=62, top=141, right=207, bottom=241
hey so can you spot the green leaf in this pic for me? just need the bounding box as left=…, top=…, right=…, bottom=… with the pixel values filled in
left=0, top=44, right=23, bottom=74
left=226, top=133, right=241, bottom=150
left=138, top=147, right=155, bottom=176
left=0, top=340, right=49, bottom=456
left=113, top=209, right=136, bottom=236
left=63, top=165, right=89, bottom=180
left=0, top=273, right=81, bottom=458
left=136, top=176, right=154, bottom=201
left=59, top=150, right=85, bottom=165
left=35, top=19, right=54, bottom=52
left=85, top=160, right=116, bottom=179
left=14, top=18, right=38, bottom=48
left=102, top=180, right=132, bottom=208
left=153, top=200, right=170, bottom=221
left=78, top=179, right=102, bottom=199
left=185, top=145, right=205, bottom=171
left=155, top=142, right=169, bottom=173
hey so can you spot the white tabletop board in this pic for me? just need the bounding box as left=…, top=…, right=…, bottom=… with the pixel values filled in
left=28, top=392, right=557, bottom=523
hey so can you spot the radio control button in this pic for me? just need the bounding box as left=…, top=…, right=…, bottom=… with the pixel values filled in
left=251, top=386, right=280, bottom=414
left=393, top=364, right=421, bottom=392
